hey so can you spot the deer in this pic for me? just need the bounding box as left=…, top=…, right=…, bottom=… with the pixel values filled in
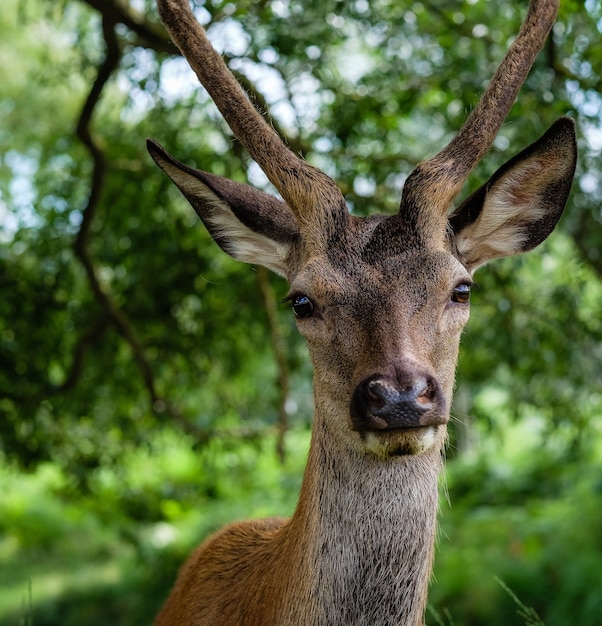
left=147, top=0, right=576, bottom=624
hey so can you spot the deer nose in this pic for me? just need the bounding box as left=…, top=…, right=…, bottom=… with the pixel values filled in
left=350, top=369, right=448, bottom=432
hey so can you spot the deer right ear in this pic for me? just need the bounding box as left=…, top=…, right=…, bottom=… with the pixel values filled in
left=147, top=140, right=299, bottom=277
left=449, top=118, right=577, bottom=272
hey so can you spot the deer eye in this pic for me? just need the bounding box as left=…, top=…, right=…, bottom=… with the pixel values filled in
left=291, top=295, right=314, bottom=319
left=451, top=283, right=472, bottom=304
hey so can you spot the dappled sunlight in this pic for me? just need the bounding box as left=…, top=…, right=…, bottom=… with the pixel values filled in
left=1, top=0, right=601, bottom=623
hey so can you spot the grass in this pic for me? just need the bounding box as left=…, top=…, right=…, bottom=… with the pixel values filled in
left=0, top=429, right=310, bottom=625
left=427, top=605, right=456, bottom=626
left=0, top=539, right=133, bottom=624
left=495, top=577, right=545, bottom=626
left=18, top=581, right=33, bottom=626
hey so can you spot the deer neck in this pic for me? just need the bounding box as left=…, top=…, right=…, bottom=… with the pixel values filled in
left=282, top=407, right=443, bottom=626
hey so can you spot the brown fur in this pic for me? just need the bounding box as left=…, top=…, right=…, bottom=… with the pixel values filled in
left=148, top=1, right=576, bottom=624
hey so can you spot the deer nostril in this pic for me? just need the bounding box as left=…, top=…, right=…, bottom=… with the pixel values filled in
left=365, top=379, right=395, bottom=409
left=414, top=377, right=437, bottom=407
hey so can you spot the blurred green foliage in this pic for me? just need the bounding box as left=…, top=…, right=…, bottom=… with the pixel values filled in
left=1, top=0, right=601, bottom=623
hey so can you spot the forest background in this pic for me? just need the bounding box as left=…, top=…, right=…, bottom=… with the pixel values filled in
left=1, top=0, right=601, bottom=624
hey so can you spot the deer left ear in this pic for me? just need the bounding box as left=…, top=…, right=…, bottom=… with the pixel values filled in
left=147, top=140, right=300, bottom=277
left=449, top=118, right=577, bottom=272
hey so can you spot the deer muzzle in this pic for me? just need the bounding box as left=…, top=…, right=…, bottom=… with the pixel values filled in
left=350, top=368, right=448, bottom=433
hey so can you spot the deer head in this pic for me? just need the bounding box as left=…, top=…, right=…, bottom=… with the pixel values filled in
left=148, top=1, right=576, bottom=624
left=148, top=0, right=575, bottom=461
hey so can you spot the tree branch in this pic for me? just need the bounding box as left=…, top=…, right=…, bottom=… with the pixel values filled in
left=57, top=314, right=111, bottom=393
left=74, top=17, right=163, bottom=411
left=79, top=0, right=175, bottom=54
left=256, top=266, right=290, bottom=463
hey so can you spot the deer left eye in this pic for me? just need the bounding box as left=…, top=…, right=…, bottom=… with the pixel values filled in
left=451, top=283, right=471, bottom=304
left=291, top=295, right=314, bottom=319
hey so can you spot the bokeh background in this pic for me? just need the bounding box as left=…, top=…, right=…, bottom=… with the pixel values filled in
left=1, top=0, right=601, bottom=624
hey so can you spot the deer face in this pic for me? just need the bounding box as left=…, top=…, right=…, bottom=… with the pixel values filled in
left=150, top=0, right=576, bottom=462
left=283, top=216, right=471, bottom=457
left=148, top=118, right=576, bottom=459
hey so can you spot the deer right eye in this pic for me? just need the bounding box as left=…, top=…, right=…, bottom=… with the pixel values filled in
left=451, top=283, right=472, bottom=304
left=291, top=295, right=314, bottom=319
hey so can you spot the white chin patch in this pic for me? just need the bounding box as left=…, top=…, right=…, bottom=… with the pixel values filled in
left=364, top=425, right=440, bottom=458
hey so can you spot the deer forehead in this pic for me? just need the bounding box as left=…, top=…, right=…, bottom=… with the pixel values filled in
left=288, top=244, right=470, bottom=317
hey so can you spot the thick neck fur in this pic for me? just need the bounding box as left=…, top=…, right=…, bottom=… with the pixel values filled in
left=281, top=414, right=443, bottom=626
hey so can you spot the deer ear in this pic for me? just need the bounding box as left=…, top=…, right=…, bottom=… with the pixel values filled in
left=449, top=118, right=577, bottom=272
left=147, top=140, right=299, bottom=277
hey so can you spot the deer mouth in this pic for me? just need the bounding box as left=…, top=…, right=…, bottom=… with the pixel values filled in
left=361, top=424, right=444, bottom=457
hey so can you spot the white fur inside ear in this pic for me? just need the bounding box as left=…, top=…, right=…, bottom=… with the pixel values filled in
left=455, top=160, right=549, bottom=270
left=168, top=166, right=290, bottom=276
left=204, top=198, right=291, bottom=275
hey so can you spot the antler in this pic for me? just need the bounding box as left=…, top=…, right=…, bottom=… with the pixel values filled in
left=402, top=0, right=560, bottom=220
left=156, top=0, right=348, bottom=242
left=158, top=0, right=559, bottom=245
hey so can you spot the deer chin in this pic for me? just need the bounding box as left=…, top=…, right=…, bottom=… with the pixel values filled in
left=362, top=425, right=446, bottom=458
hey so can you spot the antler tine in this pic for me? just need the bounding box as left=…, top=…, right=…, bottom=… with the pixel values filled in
left=402, top=0, right=560, bottom=220
left=156, top=0, right=347, bottom=237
